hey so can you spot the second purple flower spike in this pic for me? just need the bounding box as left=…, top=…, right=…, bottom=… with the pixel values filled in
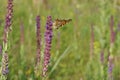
left=35, top=16, right=41, bottom=67
left=42, top=16, right=53, bottom=77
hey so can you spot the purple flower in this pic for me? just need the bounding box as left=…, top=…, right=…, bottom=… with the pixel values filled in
left=1, top=0, right=13, bottom=76
left=35, top=16, right=41, bottom=67
left=100, top=49, right=104, bottom=64
left=110, top=16, right=115, bottom=45
left=3, top=0, right=13, bottom=44
left=108, top=55, right=114, bottom=80
left=42, top=16, right=53, bottom=77
left=2, top=53, right=9, bottom=75
left=0, top=45, right=2, bottom=55
left=6, top=0, right=13, bottom=29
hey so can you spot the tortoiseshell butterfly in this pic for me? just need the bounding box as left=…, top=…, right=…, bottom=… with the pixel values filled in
left=53, top=19, right=72, bottom=29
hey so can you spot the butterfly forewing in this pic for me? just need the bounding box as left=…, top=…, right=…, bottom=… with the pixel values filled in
left=53, top=19, right=72, bottom=29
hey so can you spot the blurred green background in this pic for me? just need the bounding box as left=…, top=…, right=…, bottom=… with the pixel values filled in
left=0, top=0, right=120, bottom=80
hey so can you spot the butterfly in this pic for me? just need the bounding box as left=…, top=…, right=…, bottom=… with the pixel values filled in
left=53, top=19, right=72, bottom=29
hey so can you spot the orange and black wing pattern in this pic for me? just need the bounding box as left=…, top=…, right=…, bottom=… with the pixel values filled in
left=53, top=19, right=72, bottom=29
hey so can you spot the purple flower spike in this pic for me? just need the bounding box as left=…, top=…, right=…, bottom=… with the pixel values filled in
left=35, top=16, right=41, bottom=67
left=110, top=16, right=115, bottom=45
left=20, top=21, right=24, bottom=44
left=3, top=0, right=13, bottom=44
left=42, top=16, right=53, bottom=77
left=1, top=0, right=13, bottom=76
left=6, top=0, right=13, bottom=29
left=100, top=49, right=104, bottom=64
left=108, top=55, right=114, bottom=80
left=0, top=45, right=2, bottom=55
left=2, top=53, right=9, bottom=75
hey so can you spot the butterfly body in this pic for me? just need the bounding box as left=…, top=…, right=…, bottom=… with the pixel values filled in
left=53, top=19, right=72, bottom=29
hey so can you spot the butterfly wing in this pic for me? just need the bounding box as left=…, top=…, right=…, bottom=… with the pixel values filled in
left=53, top=19, right=72, bottom=29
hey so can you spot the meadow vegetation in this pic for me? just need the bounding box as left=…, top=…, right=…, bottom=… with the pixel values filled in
left=0, top=0, right=120, bottom=80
